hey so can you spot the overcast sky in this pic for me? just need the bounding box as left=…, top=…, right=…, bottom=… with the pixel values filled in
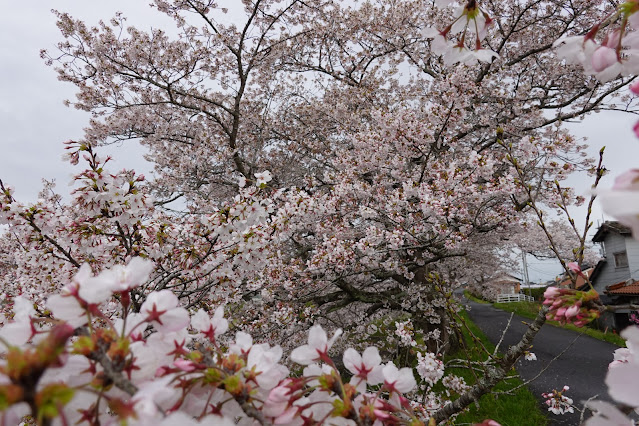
left=2, top=2, right=637, bottom=282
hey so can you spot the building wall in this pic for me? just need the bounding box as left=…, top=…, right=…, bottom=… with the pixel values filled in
left=593, top=233, right=631, bottom=293
left=593, top=312, right=616, bottom=332
left=626, top=238, right=639, bottom=280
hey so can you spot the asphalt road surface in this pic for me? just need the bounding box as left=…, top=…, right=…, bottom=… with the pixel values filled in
left=464, top=298, right=619, bottom=426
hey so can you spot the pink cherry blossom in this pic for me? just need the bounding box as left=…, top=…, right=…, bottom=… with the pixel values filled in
left=73, top=263, right=113, bottom=305
left=173, top=358, right=197, bottom=372
left=605, top=327, right=639, bottom=408
left=565, top=305, right=580, bottom=319
left=598, top=170, right=639, bottom=236
left=0, top=319, right=33, bottom=348
left=542, top=386, right=574, bottom=415
left=543, top=287, right=560, bottom=299
left=612, top=169, right=639, bottom=191
left=416, top=352, right=445, bottom=386
left=475, top=421, right=501, bottom=426
left=132, top=376, right=180, bottom=420
left=263, top=380, right=299, bottom=420
left=606, top=363, right=639, bottom=408
left=229, top=331, right=254, bottom=355
left=566, top=262, right=581, bottom=274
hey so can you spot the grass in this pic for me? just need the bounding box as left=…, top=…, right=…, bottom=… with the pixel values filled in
left=464, top=290, right=491, bottom=304
left=493, top=301, right=626, bottom=347
left=449, top=311, right=548, bottom=426
left=492, top=301, right=541, bottom=319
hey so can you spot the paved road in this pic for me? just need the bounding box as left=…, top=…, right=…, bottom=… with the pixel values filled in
left=464, top=299, right=619, bottom=425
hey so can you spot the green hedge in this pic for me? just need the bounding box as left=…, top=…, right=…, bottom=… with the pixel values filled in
left=520, top=286, right=548, bottom=301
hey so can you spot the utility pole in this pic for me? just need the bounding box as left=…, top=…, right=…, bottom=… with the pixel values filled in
left=521, top=250, right=531, bottom=296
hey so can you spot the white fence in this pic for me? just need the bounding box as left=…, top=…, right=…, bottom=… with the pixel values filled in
left=496, top=293, right=535, bottom=303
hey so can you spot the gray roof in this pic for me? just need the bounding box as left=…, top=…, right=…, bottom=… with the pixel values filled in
left=592, top=221, right=631, bottom=243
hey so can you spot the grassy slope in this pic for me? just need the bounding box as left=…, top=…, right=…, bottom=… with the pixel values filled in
left=450, top=311, right=548, bottom=426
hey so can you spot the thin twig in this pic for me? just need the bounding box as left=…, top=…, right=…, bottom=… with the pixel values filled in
left=494, top=312, right=515, bottom=356
left=494, top=333, right=581, bottom=395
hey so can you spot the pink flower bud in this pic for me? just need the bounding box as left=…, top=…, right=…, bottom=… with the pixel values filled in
left=543, top=287, right=560, bottom=299
left=612, top=169, right=639, bottom=190
left=565, top=305, right=580, bottom=318
left=591, top=46, right=618, bottom=72
left=566, top=262, right=581, bottom=274
left=603, top=30, right=621, bottom=49
left=174, top=359, right=197, bottom=372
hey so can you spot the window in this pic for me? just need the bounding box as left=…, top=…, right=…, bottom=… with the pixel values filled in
left=614, top=251, right=629, bottom=268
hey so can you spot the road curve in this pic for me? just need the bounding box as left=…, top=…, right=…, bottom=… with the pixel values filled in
left=463, top=299, right=618, bottom=426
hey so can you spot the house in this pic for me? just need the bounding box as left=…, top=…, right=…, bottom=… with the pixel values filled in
left=557, top=267, right=594, bottom=289
left=471, top=273, right=522, bottom=302
left=604, top=281, right=639, bottom=330
left=590, top=221, right=639, bottom=330
left=590, top=221, right=638, bottom=293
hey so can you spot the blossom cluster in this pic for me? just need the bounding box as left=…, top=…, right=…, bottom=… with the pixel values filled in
left=542, top=287, right=602, bottom=327
left=422, top=0, right=498, bottom=66
left=541, top=386, right=574, bottom=415
left=0, top=259, right=476, bottom=425
left=0, top=142, right=283, bottom=336
left=415, top=352, right=445, bottom=387
left=554, top=2, right=639, bottom=82
left=395, top=319, right=418, bottom=347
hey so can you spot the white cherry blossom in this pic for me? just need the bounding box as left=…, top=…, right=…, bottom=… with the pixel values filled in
left=139, top=290, right=189, bottom=334
left=191, top=306, right=228, bottom=342
left=382, top=361, right=416, bottom=394
left=343, top=347, right=384, bottom=392
left=290, top=325, right=342, bottom=365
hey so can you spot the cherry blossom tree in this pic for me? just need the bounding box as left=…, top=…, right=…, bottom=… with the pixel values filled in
left=32, top=0, right=630, bottom=348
